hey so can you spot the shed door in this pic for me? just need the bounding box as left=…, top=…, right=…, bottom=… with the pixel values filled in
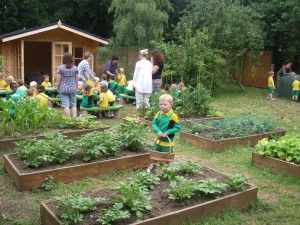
left=13, top=40, right=24, bottom=81
left=52, top=42, right=72, bottom=82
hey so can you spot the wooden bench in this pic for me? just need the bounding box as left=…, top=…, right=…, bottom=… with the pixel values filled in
left=120, top=93, right=135, bottom=105
left=47, top=97, right=61, bottom=107
left=80, top=104, right=123, bottom=118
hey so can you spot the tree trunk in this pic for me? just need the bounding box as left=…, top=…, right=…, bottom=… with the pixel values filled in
left=232, top=74, right=245, bottom=91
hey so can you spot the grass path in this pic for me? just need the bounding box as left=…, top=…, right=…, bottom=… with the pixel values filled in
left=0, top=83, right=300, bottom=225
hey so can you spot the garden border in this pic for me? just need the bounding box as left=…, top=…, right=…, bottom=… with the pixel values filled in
left=0, top=127, right=109, bottom=151
left=180, top=130, right=286, bottom=153
left=40, top=168, right=258, bottom=225
left=4, top=152, right=150, bottom=191
left=252, top=153, right=300, bottom=178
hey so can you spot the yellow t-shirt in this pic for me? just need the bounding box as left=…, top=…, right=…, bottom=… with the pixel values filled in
left=0, top=80, right=6, bottom=88
left=107, top=90, right=116, bottom=102
left=35, top=93, right=48, bottom=108
left=117, top=74, right=126, bottom=86
left=5, top=85, right=11, bottom=92
left=99, top=92, right=109, bottom=108
left=292, top=80, right=300, bottom=91
left=41, top=81, right=52, bottom=88
left=268, top=76, right=274, bottom=87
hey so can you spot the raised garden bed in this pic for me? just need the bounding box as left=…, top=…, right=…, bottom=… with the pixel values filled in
left=180, top=130, right=286, bottom=153
left=40, top=165, right=258, bottom=225
left=4, top=151, right=150, bottom=191
left=252, top=153, right=300, bottom=178
left=0, top=126, right=109, bottom=151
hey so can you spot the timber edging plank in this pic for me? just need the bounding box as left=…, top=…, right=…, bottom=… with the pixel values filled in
left=4, top=152, right=150, bottom=191
left=252, top=153, right=300, bottom=178
left=40, top=168, right=258, bottom=225
left=0, top=126, right=109, bottom=151
left=180, top=130, right=286, bottom=153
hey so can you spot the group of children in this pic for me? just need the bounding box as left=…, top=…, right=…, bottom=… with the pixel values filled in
left=267, top=71, right=300, bottom=102
left=0, top=67, right=128, bottom=116
left=0, top=73, right=49, bottom=108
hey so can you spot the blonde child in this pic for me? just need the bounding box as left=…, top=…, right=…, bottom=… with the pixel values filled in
left=147, top=94, right=181, bottom=173
left=30, top=81, right=38, bottom=97
left=98, top=84, right=113, bottom=118
left=81, top=84, right=97, bottom=108
left=77, top=81, right=84, bottom=95
left=292, top=76, right=300, bottom=102
left=93, top=77, right=101, bottom=92
left=35, top=85, right=49, bottom=109
left=117, top=68, right=126, bottom=93
left=267, top=71, right=275, bottom=101
left=178, top=82, right=186, bottom=92
left=0, top=73, right=5, bottom=88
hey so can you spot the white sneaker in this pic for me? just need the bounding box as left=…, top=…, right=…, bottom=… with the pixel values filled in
left=110, top=111, right=114, bottom=117
left=146, top=164, right=156, bottom=173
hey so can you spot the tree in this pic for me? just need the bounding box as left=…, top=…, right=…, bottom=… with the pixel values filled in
left=174, top=0, right=265, bottom=90
left=250, top=0, right=300, bottom=71
left=109, top=0, right=171, bottom=47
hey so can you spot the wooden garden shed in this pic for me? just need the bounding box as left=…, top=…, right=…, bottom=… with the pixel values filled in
left=242, top=51, right=273, bottom=88
left=0, top=20, right=108, bottom=84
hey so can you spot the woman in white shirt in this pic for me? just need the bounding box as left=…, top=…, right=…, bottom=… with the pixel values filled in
left=133, top=49, right=153, bottom=109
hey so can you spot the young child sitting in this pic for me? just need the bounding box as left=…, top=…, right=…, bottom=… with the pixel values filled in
left=100, top=74, right=108, bottom=86
left=0, top=73, right=5, bottom=88
left=35, top=85, right=49, bottom=109
left=124, top=80, right=136, bottom=105
left=27, top=88, right=35, bottom=101
left=178, top=82, right=186, bottom=92
left=117, top=68, right=126, bottom=93
left=6, top=82, right=18, bottom=99
left=41, top=75, right=52, bottom=88
left=98, top=84, right=114, bottom=118
left=77, top=81, right=84, bottom=95
left=30, top=81, right=38, bottom=97
left=5, top=76, right=13, bottom=92
left=108, top=75, right=120, bottom=100
left=81, top=84, right=98, bottom=108
left=147, top=94, right=181, bottom=173
left=267, top=71, right=275, bottom=101
left=292, top=75, right=300, bottom=102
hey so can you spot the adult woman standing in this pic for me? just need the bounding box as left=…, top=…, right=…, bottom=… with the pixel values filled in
left=78, top=52, right=96, bottom=82
left=133, top=49, right=152, bottom=109
left=56, top=52, right=79, bottom=117
left=151, top=49, right=165, bottom=92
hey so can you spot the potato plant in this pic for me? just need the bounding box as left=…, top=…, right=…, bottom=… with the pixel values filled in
left=97, top=203, right=130, bottom=225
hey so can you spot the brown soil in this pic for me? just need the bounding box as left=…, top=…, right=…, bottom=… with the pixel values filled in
left=45, top=166, right=252, bottom=225
left=7, top=148, right=149, bottom=173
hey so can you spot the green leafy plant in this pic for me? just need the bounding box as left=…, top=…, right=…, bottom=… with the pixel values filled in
left=158, top=163, right=180, bottom=181
left=54, top=195, right=104, bottom=225
left=164, top=176, right=198, bottom=201
left=57, top=115, right=101, bottom=129
left=124, top=116, right=141, bottom=123
left=224, top=174, right=247, bottom=191
left=79, top=131, right=122, bottom=161
left=112, top=182, right=152, bottom=219
left=197, top=178, right=228, bottom=195
left=15, top=131, right=77, bottom=168
left=129, top=171, right=160, bottom=190
left=41, top=175, right=56, bottom=191
left=113, top=122, right=149, bottom=151
left=96, top=202, right=130, bottom=225
left=256, top=134, right=300, bottom=164
left=176, top=161, right=203, bottom=176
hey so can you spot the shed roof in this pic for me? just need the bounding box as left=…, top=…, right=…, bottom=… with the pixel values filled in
left=0, top=20, right=108, bottom=45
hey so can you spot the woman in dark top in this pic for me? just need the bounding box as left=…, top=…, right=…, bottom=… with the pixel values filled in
left=151, top=49, right=165, bottom=92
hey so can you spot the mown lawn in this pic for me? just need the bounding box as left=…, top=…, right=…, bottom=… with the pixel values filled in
left=0, top=83, right=299, bottom=225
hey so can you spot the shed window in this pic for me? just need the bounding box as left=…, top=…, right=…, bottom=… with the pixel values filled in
left=74, top=47, right=83, bottom=66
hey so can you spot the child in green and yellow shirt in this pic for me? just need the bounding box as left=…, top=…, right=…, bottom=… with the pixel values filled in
left=81, top=84, right=98, bottom=108
left=0, top=73, right=6, bottom=88
left=292, top=76, right=300, bottom=102
left=147, top=94, right=181, bottom=173
left=267, top=71, right=275, bottom=101
left=35, top=85, right=49, bottom=109
left=108, top=75, right=120, bottom=100
left=117, top=68, right=126, bottom=93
